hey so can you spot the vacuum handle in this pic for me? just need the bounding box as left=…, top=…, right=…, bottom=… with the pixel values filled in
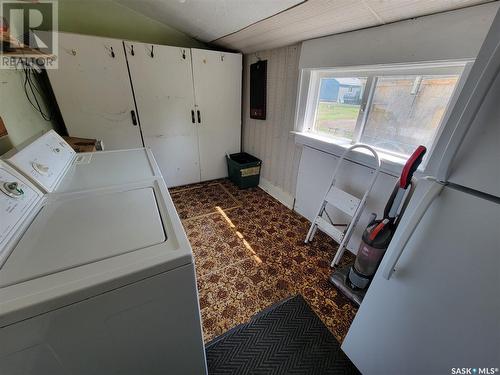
left=400, top=145, right=426, bottom=189
left=382, top=181, right=443, bottom=280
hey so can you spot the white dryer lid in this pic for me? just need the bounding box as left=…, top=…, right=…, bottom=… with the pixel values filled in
left=56, top=148, right=159, bottom=193
left=0, top=187, right=166, bottom=287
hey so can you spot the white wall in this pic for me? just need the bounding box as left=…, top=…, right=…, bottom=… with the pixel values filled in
left=0, top=0, right=205, bottom=156
left=0, top=70, right=54, bottom=155
left=299, top=3, right=498, bottom=69
left=242, top=44, right=302, bottom=208
left=296, top=146, right=398, bottom=254
left=242, top=3, right=499, bottom=209
left=294, top=3, right=498, bottom=254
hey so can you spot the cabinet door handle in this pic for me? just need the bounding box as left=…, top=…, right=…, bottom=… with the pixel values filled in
left=191, top=110, right=195, bottom=124
left=131, top=110, right=138, bottom=126
left=197, top=110, right=201, bottom=124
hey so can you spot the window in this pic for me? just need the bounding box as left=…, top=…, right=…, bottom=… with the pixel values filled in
left=313, top=77, right=367, bottom=141
left=361, top=75, right=460, bottom=156
left=303, top=63, right=466, bottom=159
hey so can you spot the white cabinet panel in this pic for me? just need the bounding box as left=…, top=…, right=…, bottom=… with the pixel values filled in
left=192, top=49, right=242, bottom=181
left=48, top=34, right=242, bottom=185
left=48, top=33, right=143, bottom=150
left=125, top=42, right=200, bottom=187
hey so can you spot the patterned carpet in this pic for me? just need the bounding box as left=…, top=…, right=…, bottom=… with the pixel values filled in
left=170, top=179, right=357, bottom=343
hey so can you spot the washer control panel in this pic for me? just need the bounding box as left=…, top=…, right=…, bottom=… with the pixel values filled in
left=6, top=130, right=75, bottom=193
left=1, top=181, right=25, bottom=198
left=0, top=162, right=42, bottom=264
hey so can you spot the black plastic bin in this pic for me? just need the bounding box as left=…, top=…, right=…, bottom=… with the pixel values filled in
left=226, top=152, right=262, bottom=189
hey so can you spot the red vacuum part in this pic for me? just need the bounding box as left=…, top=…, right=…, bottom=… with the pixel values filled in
left=400, top=145, right=427, bottom=189
left=369, top=220, right=387, bottom=241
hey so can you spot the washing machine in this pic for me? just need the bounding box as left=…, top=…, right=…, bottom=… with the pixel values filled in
left=0, top=158, right=207, bottom=374
left=3, top=130, right=162, bottom=194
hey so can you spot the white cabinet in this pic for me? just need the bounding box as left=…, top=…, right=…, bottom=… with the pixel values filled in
left=47, top=33, right=143, bottom=150
left=48, top=34, right=242, bottom=187
left=125, top=42, right=200, bottom=187
left=192, top=49, right=242, bottom=181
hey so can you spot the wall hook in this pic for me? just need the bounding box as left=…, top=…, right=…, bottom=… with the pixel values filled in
left=182, top=49, right=186, bottom=59
left=71, top=48, right=77, bottom=56
left=130, top=45, right=135, bottom=56
left=221, top=54, right=225, bottom=62
left=150, top=45, right=154, bottom=58
left=110, top=46, right=115, bottom=58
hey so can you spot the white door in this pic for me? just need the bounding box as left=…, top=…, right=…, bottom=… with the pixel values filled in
left=48, top=33, right=143, bottom=150
left=341, top=182, right=500, bottom=374
left=125, top=42, right=200, bottom=187
left=191, top=49, right=242, bottom=181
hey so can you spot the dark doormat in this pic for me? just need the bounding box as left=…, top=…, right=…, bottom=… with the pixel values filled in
left=205, top=295, right=360, bottom=375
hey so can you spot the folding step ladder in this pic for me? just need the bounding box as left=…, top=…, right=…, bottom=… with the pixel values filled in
left=304, top=144, right=381, bottom=267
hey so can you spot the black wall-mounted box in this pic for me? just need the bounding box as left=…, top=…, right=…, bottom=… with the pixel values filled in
left=250, top=60, right=267, bottom=120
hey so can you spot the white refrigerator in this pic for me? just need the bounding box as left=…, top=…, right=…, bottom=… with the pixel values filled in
left=342, top=10, right=500, bottom=375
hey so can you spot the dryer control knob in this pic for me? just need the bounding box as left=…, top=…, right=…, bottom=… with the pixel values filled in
left=32, top=162, right=49, bottom=175
left=1, top=181, right=24, bottom=198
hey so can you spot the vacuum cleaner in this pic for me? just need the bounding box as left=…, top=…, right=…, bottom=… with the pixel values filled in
left=329, top=145, right=427, bottom=306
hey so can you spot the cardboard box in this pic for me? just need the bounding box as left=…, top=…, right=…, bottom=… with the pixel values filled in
left=63, top=136, right=97, bottom=153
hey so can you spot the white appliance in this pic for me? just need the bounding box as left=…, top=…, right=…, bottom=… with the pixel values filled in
left=3, top=130, right=161, bottom=194
left=0, top=146, right=207, bottom=372
left=342, top=12, right=500, bottom=374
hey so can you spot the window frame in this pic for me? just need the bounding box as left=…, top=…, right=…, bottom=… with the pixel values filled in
left=296, top=60, right=473, bottom=167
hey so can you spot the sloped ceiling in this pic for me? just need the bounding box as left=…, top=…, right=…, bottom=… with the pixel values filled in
left=114, top=0, right=303, bottom=41
left=116, top=0, right=495, bottom=53
left=214, top=0, right=495, bottom=53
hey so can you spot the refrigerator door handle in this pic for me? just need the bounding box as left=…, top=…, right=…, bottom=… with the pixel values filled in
left=382, top=180, right=444, bottom=280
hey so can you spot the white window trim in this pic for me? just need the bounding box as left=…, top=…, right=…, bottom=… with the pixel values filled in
left=293, top=60, right=474, bottom=175
left=292, top=130, right=407, bottom=177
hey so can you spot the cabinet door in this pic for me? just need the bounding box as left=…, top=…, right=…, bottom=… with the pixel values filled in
left=125, top=42, right=200, bottom=187
left=47, top=33, right=143, bottom=150
left=191, top=49, right=242, bottom=181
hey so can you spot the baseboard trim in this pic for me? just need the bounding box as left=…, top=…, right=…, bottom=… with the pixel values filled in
left=259, top=178, right=295, bottom=209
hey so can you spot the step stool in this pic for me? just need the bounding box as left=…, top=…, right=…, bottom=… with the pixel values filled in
left=304, top=144, right=381, bottom=267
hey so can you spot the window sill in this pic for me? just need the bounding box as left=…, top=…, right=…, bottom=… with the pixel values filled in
left=292, top=131, right=413, bottom=178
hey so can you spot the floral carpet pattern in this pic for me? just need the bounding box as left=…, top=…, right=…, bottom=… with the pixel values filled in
left=170, top=179, right=357, bottom=343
